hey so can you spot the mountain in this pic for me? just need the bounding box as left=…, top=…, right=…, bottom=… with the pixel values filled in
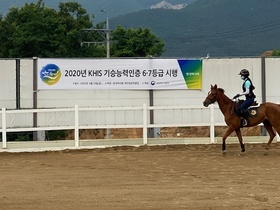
left=110, top=0, right=280, bottom=57
left=0, top=0, right=197, bottom=23
left=150, top=1, right=188, bottom=10
left=2, top=0, right=279, bottom=57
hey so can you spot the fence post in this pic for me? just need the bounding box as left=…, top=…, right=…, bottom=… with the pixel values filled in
left=210, top=105, right=215, bottom=143
left=2, top=108, right=7, bottom=149
left=142, top=103, right=148, bottom=145
left=74, top=105, right=79, bottom=147
left=277, top=102, right=280, bottom=142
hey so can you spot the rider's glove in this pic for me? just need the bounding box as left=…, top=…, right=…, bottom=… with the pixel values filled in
left=233, top=94, right=240, bottom=99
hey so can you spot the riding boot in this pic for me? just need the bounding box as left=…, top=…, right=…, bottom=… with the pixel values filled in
left=240, top=109, right=248, bottom=127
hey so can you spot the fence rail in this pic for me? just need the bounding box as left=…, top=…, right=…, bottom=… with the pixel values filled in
left=0, top=104, right=273, bottom=150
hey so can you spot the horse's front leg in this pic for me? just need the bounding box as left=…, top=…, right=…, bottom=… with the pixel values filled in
left=222, top=126, right=235, bottom=155
left=235, top=128, right=245, bottom=154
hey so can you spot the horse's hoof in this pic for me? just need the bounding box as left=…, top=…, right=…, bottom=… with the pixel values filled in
left=238, top=151, right=245, bottom=156
left=264, top=151, right=269, bottom=156
left=222, top=150, right=226, bottom=155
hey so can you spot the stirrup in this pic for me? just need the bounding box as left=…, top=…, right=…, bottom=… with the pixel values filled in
left=243, top=119, right=248, bottom=127
left=240, top=118, right=248, bottom=127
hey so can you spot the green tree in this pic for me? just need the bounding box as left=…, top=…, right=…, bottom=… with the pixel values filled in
left=0, top=1, right=164, bottom=58
left=111, top=25, right=165, bottom=57
left=0, top=15, right=4, bottom=57
left=56, top=1, right=96, bottom=57
left=0, top=0, right=101, bottom=58
left=2, top=1, right=61, bottom=57
left=272, top=50, right=280, bottom=56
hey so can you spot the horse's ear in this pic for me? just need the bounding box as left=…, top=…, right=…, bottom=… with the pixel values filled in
left=211, top=84, right=213, bottom=88
left=214, top=84, right=217, bottom=89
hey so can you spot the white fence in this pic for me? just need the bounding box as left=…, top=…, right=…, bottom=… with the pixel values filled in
left=3, top=58, right=280, bottom=110
left=0, top=104, right=227, bottom=149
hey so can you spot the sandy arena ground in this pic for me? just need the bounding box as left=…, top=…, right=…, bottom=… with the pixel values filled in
left=0, top=143, right=280, bottom=210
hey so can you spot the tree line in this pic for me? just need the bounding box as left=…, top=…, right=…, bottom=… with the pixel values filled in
left=0, top=0, right=164, bottom=58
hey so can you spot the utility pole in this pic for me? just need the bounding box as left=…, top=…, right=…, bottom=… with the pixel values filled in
left=101, top=10, right=111, bottom=139
left=81, top=10, right=110, bottom=58
left=101, top=9, right=110, bottom=58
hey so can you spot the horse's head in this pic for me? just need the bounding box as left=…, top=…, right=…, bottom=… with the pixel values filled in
left=203, top=84, right=219, bottom=107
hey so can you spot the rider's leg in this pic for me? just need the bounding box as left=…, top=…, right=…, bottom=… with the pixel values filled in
left=239, top=97, right=254, bottom=126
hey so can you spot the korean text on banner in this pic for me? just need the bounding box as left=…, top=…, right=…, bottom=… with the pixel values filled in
left=37, top=58, right=202, bottom=90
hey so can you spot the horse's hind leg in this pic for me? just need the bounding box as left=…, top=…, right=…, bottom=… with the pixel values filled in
left=263, top=120, right=276, bottom=152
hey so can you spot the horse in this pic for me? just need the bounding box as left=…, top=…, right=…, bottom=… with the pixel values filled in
left=203, top=84, right=280, bottom=155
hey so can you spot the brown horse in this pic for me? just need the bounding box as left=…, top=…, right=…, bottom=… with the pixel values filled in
left=203, top=84, right=280, bottom=154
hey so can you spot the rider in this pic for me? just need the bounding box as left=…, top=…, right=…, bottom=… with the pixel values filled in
left=233, top=69, right=256, bottom=127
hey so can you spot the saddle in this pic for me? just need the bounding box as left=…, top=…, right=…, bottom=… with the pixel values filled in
left=233, top=99, right=259, bottom=117
left=232, top=100, right=259, bottom=127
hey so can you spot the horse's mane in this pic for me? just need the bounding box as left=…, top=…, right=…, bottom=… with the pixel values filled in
left=217, top=88, right=225, bottom=94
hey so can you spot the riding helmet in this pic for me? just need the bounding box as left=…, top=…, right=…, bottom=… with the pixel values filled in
left=239, top=69, right=250, bottom=77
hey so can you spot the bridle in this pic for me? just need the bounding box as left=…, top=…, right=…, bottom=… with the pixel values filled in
left=205, top=90, right=217, bottom=104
